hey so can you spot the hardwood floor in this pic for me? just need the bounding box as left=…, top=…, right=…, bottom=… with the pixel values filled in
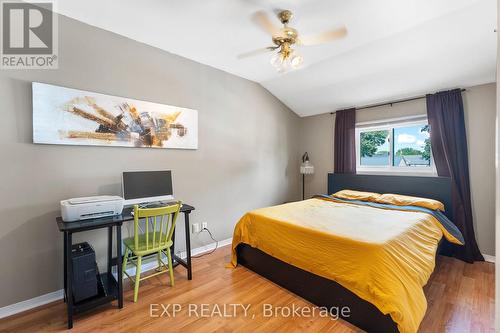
left=0, top=245, right=494, bottom=333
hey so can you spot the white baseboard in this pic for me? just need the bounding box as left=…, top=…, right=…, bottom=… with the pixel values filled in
left=482, top=253, right=495, bottom=263
left=0, top=237, right=232, bottom=319
left=114, top=237, right=233, bottom=280
left=179, top=237, right=233, bottom=258
left=0, top=289, right=64, bottom=319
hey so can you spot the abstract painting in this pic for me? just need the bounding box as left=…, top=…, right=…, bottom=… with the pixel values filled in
left=32, top=82, right=198, bottom=149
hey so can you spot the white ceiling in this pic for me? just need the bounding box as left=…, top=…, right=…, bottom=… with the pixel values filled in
left=56, top=0, right=497, bottom=117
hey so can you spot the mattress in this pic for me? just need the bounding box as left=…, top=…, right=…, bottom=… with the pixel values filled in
left=229, top=197, right=462, bottom=333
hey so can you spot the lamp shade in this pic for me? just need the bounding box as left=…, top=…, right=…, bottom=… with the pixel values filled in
left=300, top=160, right=314, bottom=174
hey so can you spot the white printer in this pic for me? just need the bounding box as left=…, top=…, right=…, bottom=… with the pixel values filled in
left=60, top=196, right=124, bottom=222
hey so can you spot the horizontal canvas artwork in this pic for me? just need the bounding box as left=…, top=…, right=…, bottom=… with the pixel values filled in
left=32, top=82, right=198, bottom=149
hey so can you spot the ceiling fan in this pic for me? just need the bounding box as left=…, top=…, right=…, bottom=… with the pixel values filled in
left=238, top=10, right=347, bottom=73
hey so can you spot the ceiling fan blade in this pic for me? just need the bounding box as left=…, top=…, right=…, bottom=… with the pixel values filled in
left=298, top=26, right=347, bottom=46
left=251, top=11, right=281, bottom=36
left=237, top=46, right=277, bottom=59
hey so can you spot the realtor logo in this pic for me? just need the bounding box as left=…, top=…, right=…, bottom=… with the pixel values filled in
left=1, top=0, right=58, bottom=69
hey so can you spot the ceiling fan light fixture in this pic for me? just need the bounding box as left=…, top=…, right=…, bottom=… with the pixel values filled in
left=290, top=54, right=304, bottom=69
left=270, top=52, right=284, bottom=68
left=270, top=49, right=302, bottom=73
left=241, top=9, right=347, bottom=73
left=276, top=60, right=290, bottom=73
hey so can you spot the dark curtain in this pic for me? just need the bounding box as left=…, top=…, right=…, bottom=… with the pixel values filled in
left=334, top=108, right=356, bottom=174
left=426, top=89, right=483, bottom=262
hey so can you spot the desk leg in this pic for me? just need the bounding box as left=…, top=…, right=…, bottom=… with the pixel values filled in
left=63, top=232, right=67, bottom=303
left=66, top=232, right=73, bottom=329
left=116, top=225, right=123, bottom=308
left=107, top=227, right=113, bottom=276
left=184, top=212, right=192, bottom=280
left=171, top=226, right=176, bottom=264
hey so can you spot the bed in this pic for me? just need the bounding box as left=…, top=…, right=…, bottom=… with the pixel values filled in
left=230, top=174, right=463, bottom=333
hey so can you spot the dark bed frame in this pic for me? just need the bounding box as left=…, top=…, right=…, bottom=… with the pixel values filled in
left=236, top=173, right=452, bottom=333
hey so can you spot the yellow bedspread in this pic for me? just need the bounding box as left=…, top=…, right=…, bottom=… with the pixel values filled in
left=230, top=198, right=453, bottom=333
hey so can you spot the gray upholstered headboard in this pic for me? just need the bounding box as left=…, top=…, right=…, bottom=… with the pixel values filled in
left=327, top=173, right=453, bottom=220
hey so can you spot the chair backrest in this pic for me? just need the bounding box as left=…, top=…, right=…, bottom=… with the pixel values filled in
left=133, top=202, right=181, bottom=251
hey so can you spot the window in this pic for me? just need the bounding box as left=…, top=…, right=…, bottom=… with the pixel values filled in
left=356, top=119, right=435, bottom=174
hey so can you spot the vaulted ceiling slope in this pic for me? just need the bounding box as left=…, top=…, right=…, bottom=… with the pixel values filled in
left=56, top=0, right=496, bottom=117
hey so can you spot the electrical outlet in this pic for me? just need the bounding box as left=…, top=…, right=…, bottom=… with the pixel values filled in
left=192, top=223, right=200, bottom=233
left=201, top=222, right=208, bottom=230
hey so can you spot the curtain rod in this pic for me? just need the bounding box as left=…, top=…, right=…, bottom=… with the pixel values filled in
left=330, top=88, right=467, bottom=114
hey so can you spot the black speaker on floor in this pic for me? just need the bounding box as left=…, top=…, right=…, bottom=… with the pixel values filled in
left=71, top=242, right=98, bottom=303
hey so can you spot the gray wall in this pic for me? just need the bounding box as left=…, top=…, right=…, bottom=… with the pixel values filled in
left=300, top=113, right=334, bottom=200
left=0, top=16, right=301, bottom=307
left=300, top=83, right=496, bottom=256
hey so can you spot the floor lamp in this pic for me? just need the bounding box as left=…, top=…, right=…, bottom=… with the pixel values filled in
left=300, top=152, right=314, bottom=200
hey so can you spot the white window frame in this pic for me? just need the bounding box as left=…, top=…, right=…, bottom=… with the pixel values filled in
left=355, top=119, right=437, bottom=176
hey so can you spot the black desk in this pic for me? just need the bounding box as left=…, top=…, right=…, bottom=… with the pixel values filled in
left=56, top=203, right=195, bottom=329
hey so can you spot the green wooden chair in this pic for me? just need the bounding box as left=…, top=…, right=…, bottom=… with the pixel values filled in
left=121, top=202, right=181, bottom=302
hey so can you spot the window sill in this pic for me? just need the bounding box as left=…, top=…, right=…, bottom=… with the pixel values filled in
left=356, top=169, right=438, bottom=177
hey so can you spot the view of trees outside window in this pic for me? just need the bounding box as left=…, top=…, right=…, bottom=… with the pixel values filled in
left=360, top=130, right=389, bottom=166
left=359, top=124, right=431, bottom=167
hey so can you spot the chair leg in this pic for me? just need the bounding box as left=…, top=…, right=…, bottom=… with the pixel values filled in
left=166, top=248, right=174, bottom=287
left=122, top=247, right=129, bottom=281
left=155, top=251, right=164, bottom=271
left=133, top=255, right=142, bottom=302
